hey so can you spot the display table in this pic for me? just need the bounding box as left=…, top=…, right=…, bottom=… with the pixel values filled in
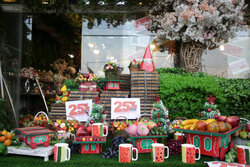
left=174, top=125, right=241, bottom=160
left=7, top=144, right=54, bottom=162
left=124, top=130, right=168, bottom=153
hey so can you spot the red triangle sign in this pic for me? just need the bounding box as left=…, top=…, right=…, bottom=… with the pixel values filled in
left=140, top=45, right=155, bottom=72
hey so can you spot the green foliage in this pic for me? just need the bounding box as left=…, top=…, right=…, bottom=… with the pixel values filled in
left=87, top=103, right=105, bottom=124
left=0, top=143, right=8, bottom=156
left=0, top=98, right=13, bottom=130
left=158, top=72, right=226, bottom=120
left=219, top=79, right=250, bottom=119
left=157, top=68, right=250, bottom=120
left=63, top=79, right=79, bottom=91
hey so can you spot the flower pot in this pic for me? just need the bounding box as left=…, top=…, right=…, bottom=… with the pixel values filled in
left=105, top=71, right=119, bottom=80
left=129, top=66, right=140, bottom=73
left=79, top=82, right=97, bottom=91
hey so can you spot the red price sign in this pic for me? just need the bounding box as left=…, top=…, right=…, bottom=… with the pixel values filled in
left=65, top=100, right=92, bottom=122
left=111, top=98, right=140, bottom=119
left=114, top=101, right=137, bottom=112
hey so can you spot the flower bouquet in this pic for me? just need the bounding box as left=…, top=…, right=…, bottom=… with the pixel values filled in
left=103, top=62, right=124, bottom=80
left=128, top=59, right=141, bottom=73
left=75, top=72, right=98, bottom=91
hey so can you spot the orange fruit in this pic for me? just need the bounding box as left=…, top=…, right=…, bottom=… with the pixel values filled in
left=6, top=134, right=13, bottom=140
left=4, top=139, right=11, bottom=146
left=0, top=136, right=6, bottom=143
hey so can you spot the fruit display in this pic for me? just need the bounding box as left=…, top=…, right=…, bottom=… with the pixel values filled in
left=102, top=136, right=126, bottom=158
left=0, top=130, right=21, bottom=147
left=170, top=119, right=183, bottom=133
left=53, top=119, right=79, bottom=134
left=110, top=120, right=128, bottom=136
left=55, top=85, right=70, bottom=104
left=18, top=114, right=34, bottom=127
left=75, top=72, right=98, bottom=83
left=180, top=117, right=239, bottom=133
left=148, top=126, right=168, bottom=135
left=165, top=139, right=182, bottom=155
left=28, top=113, right=52, bottom=128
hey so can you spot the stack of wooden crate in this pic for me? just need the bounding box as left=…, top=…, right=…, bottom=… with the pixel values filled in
left=130, top=71, right=159, bottom=115
left=50, top=91, right=99, bottom=121
left=100, top=91, right=130, bottom=121
left=118, top=74, right=130, bottom=91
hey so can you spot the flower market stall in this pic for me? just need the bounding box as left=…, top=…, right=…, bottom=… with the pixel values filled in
left=0, top=0, right=250, bottom=167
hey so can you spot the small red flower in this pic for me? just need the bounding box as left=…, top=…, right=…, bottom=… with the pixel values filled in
left=207, top=108, right=212, bottom=112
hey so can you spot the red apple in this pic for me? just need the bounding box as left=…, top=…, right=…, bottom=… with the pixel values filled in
left=225, top=117, right=237, bottom=128
left=87, top=126, right=92, bottom=134
left=246, top=122, right=250, bottom=132
left=76, top=126, right=88, bottom=136
left=231, top=116, right=240, bottom=126
left=216, top=115, right=227, bottom=122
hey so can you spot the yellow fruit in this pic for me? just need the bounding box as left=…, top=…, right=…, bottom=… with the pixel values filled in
left=205, top=119, right=216, bottom=124
left=183, top=124, right=193, bottom=130
left=2, top=130, right=8, bottom=136
left=61, top=85, right=67, bottom=92
left=182, top=119, right=199, bottom=126
left=62, top=96, right=69, bottom=102
left=190, top=122, right=198, bottom=130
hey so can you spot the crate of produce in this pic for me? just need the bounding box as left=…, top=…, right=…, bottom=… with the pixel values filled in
left=124, top=114, right=168, bottom=153
left=174, top=125, right=241, bottom=160
left=73, top=136, right=106, bottom=154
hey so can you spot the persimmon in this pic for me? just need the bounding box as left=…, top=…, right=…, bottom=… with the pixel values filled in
left=4, top=139, right=11, bottom=146
left=0, top=136, right=6, bottom=143
left=6, top=134, right=13, bottom=140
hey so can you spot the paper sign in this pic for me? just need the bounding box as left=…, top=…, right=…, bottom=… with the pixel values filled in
left=223, top=44, right=243, bottom=58
left=134, top=17, right=149, bottom=31
left=206, top=161, right=248, bottom=167
left=111, top=98, right=140, bottom=119
left=65, top=100, right=92, bottom=122
left=229, top=58, right=249, bottom=75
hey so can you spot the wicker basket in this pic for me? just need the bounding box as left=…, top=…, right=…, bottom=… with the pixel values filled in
left=129, top=66, right=140, bottom=73
left=105, top=71, right=119, bottom=80
left=112, top=116, right=129, bottom=138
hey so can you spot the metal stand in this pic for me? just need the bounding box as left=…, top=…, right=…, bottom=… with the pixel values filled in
left=34, top=77, right=49, bottom=117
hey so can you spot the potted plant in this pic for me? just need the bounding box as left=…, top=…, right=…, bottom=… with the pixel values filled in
left=75, top=72, right=98, bottom=91
left=128, top=59, right=141, bottom=73
left=103, top=62, right=124, bottom=80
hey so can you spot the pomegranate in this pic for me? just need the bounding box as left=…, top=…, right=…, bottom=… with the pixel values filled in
left=195, top=121, right=206, bottom=131
left=216, top=115, right=227, bottom=122
left=225, top=116, right=239, bottom=128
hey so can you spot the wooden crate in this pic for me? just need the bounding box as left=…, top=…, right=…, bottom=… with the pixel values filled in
left=100, top=91, right=129, bottom=122
left=119, top=74, right=130, bottom=91
left=69, top=91, right=99, bottom=101
left=50, top=103, right=66, bottom=121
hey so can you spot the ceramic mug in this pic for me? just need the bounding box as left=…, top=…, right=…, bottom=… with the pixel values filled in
left=237, top=145, right=250, bottom=165
left=119, top=144, right=138, bottom=163
left=174, top=133, right=185, bottom=143
left=181, top=144, right=200, bottom=164
left=92, top=123, right=108, bottom=137
left=151, top=143, right=169, bottom=163
left=54, top=143, right=71, bottom=162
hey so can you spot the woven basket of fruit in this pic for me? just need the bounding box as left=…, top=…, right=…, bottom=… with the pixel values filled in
left=232, top=118, right=250, bottom=145
left=28, top=111, right=52, bottom=128
left=111, top=116, right=129, bottom=138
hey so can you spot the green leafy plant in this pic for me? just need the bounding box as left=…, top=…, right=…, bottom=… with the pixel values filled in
left=219, top=79, right=250, bottom=119
left=157, top=71, right=226, bottom=120
left=157, top=68, right=250, bottom=120
left=63, top=79, right=79, bottom=91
